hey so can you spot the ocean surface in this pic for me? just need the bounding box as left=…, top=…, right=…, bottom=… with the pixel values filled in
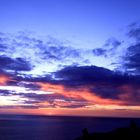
left=0, top=115, right=140, bottom=140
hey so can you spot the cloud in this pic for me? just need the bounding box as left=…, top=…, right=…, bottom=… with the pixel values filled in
left=104, top=38, right=121, bottom=48
left=127, top=22, right=140, bottom=41
left=22, top=93, right=89, bottom=108
left=122, top=43, right=140, bottom=74
left=0, top=74, right=11, bottom=85
left=52, top=65, right=140, bottom=106
left=1, top=64, right=138, bottom=108
left=92, top=48, right=107, bottom=56
left=119, top=23, right=140, bottom=74
left=54, top=65, right=116, bottom=87
left=92, top=38, right=121, bottom=57
left=0, top=32, right=92, bottom=75
left=0, top=44, right=7, bottom=52
left=0, top=28, right=140, bottom=111
left=0, top=56, right=32, bottom=71
left=42, top=46, right=81, bottom=61
left=91, top=86, right=121, bottom=99
left=37, top=82, right=123, bottom=106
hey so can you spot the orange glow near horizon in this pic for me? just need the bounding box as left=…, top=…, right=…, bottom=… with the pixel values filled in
left=0, top=107, right=140, bottom=118
left=0, top=80, right=140, bottom=117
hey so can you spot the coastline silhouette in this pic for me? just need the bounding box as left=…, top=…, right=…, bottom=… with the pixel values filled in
left=75, top=120, right=140, bottom=140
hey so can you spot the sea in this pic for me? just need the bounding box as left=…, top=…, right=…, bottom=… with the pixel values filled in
left=0, top=114, right=140, bottom=140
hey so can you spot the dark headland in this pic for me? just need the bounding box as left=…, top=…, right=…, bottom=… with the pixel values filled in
left=75, top=120, right=140, bottom=140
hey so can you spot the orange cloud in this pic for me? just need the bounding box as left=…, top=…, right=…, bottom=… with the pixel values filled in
left=37, top=83, right=123, bottom=106
left=0, top=75, right=11, bottom=85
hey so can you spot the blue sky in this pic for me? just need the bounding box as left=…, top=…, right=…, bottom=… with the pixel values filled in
left=0, top=0, right=140, bottom=117
left=0, top=0, right=140, bottom=48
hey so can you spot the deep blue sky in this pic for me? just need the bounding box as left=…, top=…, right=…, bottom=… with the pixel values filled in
left=0, top=0, right=140, bottom=48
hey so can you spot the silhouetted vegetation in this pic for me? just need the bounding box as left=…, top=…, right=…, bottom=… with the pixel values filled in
left=75, top=120, right=140, bottom=140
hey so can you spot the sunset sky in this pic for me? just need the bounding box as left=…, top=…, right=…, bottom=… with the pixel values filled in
left=0, top=0, right=140, bottom=117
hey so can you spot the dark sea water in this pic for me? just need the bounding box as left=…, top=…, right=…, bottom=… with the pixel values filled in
left=0, top=115, right=140, bottom=140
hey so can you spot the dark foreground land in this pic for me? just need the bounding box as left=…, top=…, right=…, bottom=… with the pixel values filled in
left=75, top=121, right=140, bottom=140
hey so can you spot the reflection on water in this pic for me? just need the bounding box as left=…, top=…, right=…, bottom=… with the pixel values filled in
left=0, top=115, right=140, bottom=140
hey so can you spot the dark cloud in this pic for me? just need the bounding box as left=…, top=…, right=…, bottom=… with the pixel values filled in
left=127, top=23, right=140, bottom=41
left=15, top=92, right=88, bottom=108
left=0, top=56, right=32, bottom=71
left=22, top=92, right=86, bottom=103
left=17, top=82, right=40, bottom=90
left=120, top=22, right=140, bottom=74
left=91, top=86, right=121, bottom=100
left=14, top=74, right=53, bottom=84
left=92, top=38, right=121, bottom=57
left=0, top=105, right=39, bottom=109
left=104, top=38, right=121, bottom=48
left=22, top=93, right=58, bottom=103
left=92, top=48, right=107, bottom=56
left=0, top=56, right=13, bottom=65
left=0, top=90, right=12, bottom=96
left=54, top=65, right=140, bottom=105
left=122, top=43, right=140, bottom=74
left=55, top=102, right=88, bottom=108
left=6, top=63, right=139, bottom=107
left=54, top=65, right=128, bottom=89
left=42, top=46, right=81, bottom=61
left=55, top=65, right=116, bottom=86
left=0, top=44, right=7, bottom=51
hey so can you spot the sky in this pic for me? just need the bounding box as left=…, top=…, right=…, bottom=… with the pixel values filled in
left=0, top=0, right=140, bottom=117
